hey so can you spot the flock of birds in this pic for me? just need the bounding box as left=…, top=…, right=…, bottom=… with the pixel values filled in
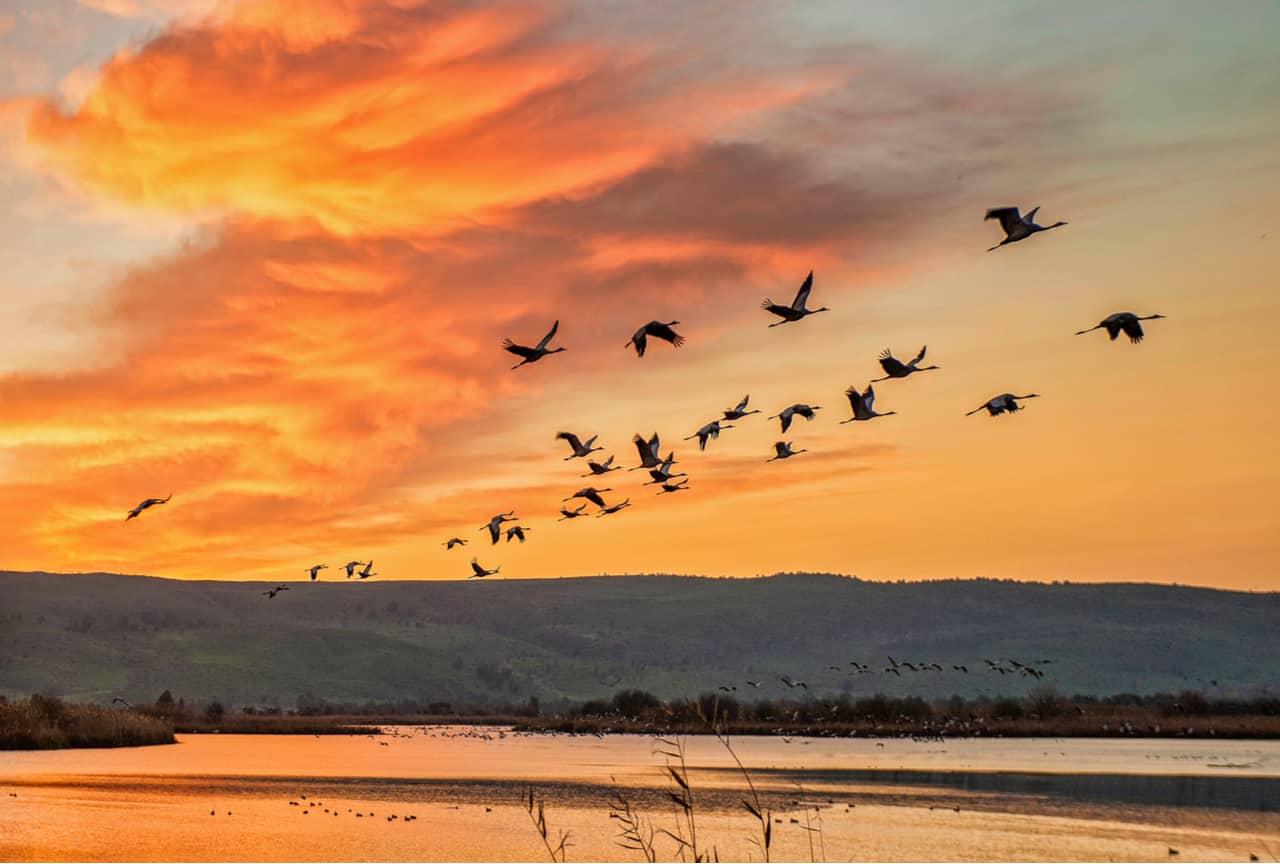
left=714, top=656, right=1054, bottom=695
left=121, top=205, right=1166, bottom=587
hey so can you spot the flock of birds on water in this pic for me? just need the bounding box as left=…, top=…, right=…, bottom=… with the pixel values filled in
left=121, top=205, right=1167, bottom=587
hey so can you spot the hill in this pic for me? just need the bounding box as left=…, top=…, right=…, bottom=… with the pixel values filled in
left=1, top=571, right=1275, bottom=709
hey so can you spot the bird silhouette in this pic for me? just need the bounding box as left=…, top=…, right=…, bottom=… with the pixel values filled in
left=597, top=498, right=631, bottom=516
left=125, top=494, right=171, bottom=521
left=625, top=321, right=684, bottom=357
left=262, top=585, right=289, bottom=599
left=556, top=431, right=603, bottom=460
left=685, top=420, right=734, bottom=451
left=841, top=384, right=896, bottom=423
left=469, top=558, right=499, bottom=578
left=443, top=538, right=467, bottom=550
left=481, top=512, right=518, bottom=543
left=342, top=560, right=366, bottom=577
left=581, top=455, right=620, bottom=477
left=306, top=564, right=328, bottom=581
left=656, top=478, right=689, bottom=495
left=629, top=433, right=664, bottom=471
left=644, top=453, right=686, bottom=485
left=564, top=487, right=612, bottom=508
left=985, top=206, right=1067, bottom=251
left=767, top=441, right=806, bottom=462
left=966, top=393, right=1040, bottom=417
left=872, top=346, right=939, bottom=381
left=357, top=561, right=377, bottom=579
left=722, top=394, right=761, bottom=421
left=1075, top=312, right=1165, bottom=344
left=761, top=271, right=830, bottom=326
left=505, top=525, right=530, bottom=543
left=503, top=320, right=565, bottom=369
left=768, top=403, right=821, bottom=433
left=558, top=504, right=588, bottom=520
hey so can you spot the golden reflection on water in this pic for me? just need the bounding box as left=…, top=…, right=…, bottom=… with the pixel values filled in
left=1, top=729, right=1277, bottom=862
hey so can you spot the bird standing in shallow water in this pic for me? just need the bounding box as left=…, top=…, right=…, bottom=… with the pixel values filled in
left=872, top=346, right=939, bottom=381
left=761, top=271, right=830, bottom=327
left=1075, top=312, right=1165, bottom=344
left=126, top=494, right=171, bottom=521
left=502, top=320, right=565, bottom=369
left=966, top=393, right=1040, bottom=417
left=841, top=384, right=896, bottom=423
left=625, top=321, right=684, bottom=357
left=984, top=206, right=1067, bottom=251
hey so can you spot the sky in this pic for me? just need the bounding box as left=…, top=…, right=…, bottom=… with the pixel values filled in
left=1, top=0, right=1277, bottom=588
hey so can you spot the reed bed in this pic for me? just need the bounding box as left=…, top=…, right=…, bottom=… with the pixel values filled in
left=0, top=694, right=174, bottom=750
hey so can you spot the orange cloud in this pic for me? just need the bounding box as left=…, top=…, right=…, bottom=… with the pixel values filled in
left=2, top=0, right=1072, bottom=580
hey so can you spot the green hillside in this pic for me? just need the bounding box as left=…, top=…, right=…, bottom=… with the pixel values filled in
left=1, top=571, right=1275, bottom=709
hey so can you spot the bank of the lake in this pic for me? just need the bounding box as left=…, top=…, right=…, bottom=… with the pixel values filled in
left=0, top=695, right=174, bottom=750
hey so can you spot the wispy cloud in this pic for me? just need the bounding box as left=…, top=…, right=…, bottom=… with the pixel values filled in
left=1, top=0, right=1076, bottom=579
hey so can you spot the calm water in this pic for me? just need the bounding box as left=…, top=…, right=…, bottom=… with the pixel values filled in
left=2, top=728, right=1278, bottom=862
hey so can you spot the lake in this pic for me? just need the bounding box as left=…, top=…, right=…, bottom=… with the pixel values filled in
left=2, top=728, right=1278, bottom=861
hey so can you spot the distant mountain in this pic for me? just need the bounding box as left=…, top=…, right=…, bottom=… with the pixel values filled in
left=1, top=571, right=1276, bottom=709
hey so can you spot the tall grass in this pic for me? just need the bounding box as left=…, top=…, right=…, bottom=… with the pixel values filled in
left=0, top=694, right=174, bottom=750
left=524, top=786, right=572, bottom=863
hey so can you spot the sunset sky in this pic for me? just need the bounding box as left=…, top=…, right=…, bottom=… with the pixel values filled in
left=1, top=1, right=1277, bottom=588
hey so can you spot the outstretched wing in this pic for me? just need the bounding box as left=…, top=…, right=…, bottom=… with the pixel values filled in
left=791, top=271, right=814, bottom=310
left=470, top=559, right=485, bottom=577
left=911, top=345, right=927, bottom=365
left=864, top=384, right=876, bottom=412
left=760, top=299, right=791, bottom=318
left=502, top=339, right=536, bottom=359
left=536, top=319, right=560, bottom=350
left=629, top=328, right=648, bottom=357
left=1120, top=316, right=1145, bottom=343
left=557, top=431, right=583, bottom=450
left=734, top=395, right=749, bottom=413
left=649, top=322, right=684, bottom=347
left=845, top=385, right=862, bottom=411
left=878, top=350, right=906, bottom=376
left=985, top=207, right=1022, bottom=235
left=632, top=434, right=652, bottom=464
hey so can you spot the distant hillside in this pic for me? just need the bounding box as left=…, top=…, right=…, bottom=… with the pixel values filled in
left=1, top=571, right=1276, bottom=709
